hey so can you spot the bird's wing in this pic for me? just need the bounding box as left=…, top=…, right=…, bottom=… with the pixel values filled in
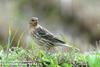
left=36, top=27, right=65, bottom=44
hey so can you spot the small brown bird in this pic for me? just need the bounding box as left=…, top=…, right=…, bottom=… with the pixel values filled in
left=29, top=17, right=78, bottom=51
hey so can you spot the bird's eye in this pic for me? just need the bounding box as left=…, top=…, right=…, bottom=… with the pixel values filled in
left=31, top=19, right=35, bottom=21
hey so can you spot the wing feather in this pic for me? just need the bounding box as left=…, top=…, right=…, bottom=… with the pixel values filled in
left=36, top=27, right=65, bottom=44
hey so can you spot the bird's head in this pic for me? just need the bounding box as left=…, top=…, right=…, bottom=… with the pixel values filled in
left=29, top=17, right=39, bottom=27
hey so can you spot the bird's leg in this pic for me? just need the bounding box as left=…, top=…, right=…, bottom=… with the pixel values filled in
left=47, top=47, right=51, bottom=52
left=47, top=47, right=56, bottom=54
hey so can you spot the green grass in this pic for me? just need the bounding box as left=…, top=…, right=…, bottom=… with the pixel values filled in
left=0, top=47, right=100, bottom=67
left=0, top=26, right=100, bottom=67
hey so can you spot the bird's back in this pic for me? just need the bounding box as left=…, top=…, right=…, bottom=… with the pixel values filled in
left=34, top=26, right=66, bottom=46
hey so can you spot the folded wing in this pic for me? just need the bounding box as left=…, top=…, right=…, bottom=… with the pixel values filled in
left=35, top=27, right=65, bottom=45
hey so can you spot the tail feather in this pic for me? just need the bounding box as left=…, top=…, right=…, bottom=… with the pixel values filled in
left=61, top=44, right=80, bottom=51
left=61, top=44, right=73, bottom=48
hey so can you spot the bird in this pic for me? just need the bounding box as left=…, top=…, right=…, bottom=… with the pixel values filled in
left=29, top=17, right=79, bottom=51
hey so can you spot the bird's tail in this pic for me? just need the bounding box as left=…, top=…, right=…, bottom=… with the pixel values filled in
left=61, top=44, right=80, bottom=51
left=61, top=44, right=72, bottom=48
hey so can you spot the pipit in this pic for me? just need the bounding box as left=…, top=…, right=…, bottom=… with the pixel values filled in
left=29, top=17, right=79, bottom=51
